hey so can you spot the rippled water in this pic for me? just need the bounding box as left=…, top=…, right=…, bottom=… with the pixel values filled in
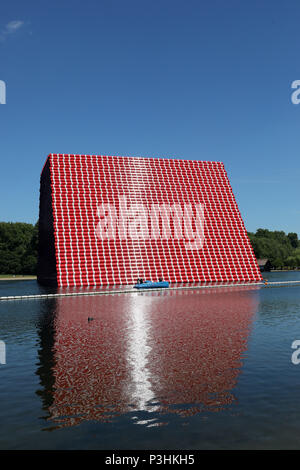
left=1, top=272, right=300, bottom=449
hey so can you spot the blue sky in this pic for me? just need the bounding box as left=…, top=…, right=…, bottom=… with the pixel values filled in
left=0, top=0, right=300, bottom=235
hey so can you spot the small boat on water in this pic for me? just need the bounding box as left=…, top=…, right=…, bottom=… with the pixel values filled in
left=133, top=279, right=169, bottom=289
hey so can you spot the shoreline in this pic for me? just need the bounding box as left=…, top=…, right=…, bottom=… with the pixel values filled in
left=270, top=270, right=300, bottom=272
left=0, top=276, right=37, bottom=281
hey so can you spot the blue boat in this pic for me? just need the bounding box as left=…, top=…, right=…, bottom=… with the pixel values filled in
left=133, top=279, right=169, bottom=289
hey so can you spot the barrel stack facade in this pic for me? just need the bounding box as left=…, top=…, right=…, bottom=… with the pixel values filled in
left=37, top=154, right=262, bottom=287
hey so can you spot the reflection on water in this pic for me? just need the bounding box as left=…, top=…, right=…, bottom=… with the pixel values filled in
left=35, top=286, right=259, bottom=428
left=127, top=295, right=159, bottom=419
left=3, top=274, right=300, bottom=449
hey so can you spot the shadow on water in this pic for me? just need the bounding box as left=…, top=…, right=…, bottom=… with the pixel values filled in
left=34, top=285, right=260, bottom=430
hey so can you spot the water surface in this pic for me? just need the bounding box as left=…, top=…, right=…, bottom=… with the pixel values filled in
left=1, top=272, right=300, bottom=449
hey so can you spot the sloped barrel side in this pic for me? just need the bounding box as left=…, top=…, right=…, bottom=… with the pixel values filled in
left=37, top=158, right=58, bottom=286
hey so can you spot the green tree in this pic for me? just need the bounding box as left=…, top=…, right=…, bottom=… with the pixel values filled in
left=247, top=228, right=300, bottom=269
left=0, top=221, right=38, bottom=274
left=288, top=232, right=299, bottom=249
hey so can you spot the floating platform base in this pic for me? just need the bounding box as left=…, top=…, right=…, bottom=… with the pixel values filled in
left=1, top=280, right=300, bottom=302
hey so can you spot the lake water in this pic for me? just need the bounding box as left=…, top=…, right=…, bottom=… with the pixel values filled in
left=1, top=272, right=300, bottom=450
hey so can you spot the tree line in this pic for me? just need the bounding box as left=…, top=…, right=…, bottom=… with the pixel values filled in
left=0, top=222, right=38, bottom=275
left=0, top=222, right=299, bottom=275
left=247, top=229, right=300, bottom=269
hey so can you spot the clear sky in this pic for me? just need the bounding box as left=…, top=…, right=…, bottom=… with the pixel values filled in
left=0, top=0, right=300, bottom=235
